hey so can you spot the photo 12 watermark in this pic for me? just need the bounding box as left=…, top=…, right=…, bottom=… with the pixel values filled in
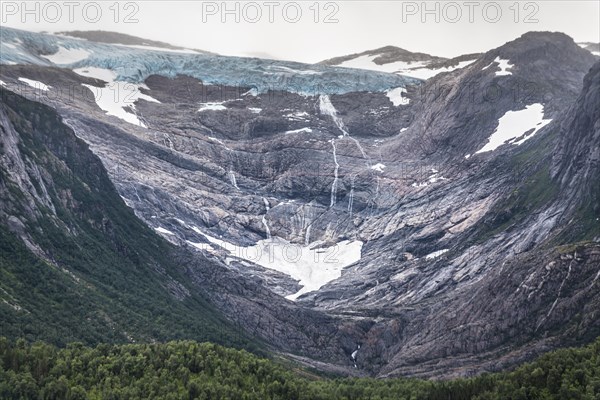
left=1, top=1, right=140, bottom=24
left=400, top=1, right=540, bottom=24
left=200, top=1, right=340, bottom=23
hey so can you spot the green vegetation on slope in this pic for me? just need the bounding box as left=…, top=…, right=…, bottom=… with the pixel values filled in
left=0, top=337, right=599, bottom=400
left=475, top=129, right=559, bottom=243
left=0, top=89, right=258, bottom=351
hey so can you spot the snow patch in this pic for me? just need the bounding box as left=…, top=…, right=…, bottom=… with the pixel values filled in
left=339, top=54, right=424, bottom=74
left=248, top=107, right=262, bottom=114
left=83, top=80, right=160, bottom=127
left=74, top=67, right=118, bottom=82
left=286, top=111, right=310, bottom=121
left=198, top=102, right=227, bottom=112
left=41, top=46, right=90, bottom=64
left=78, top=67, right=160, bottom=127
left=475, top=104, right=552, bottom=154
left=411, top=169, right=448, bottom=187
left=483, top=56, right=513, bottom=76
left=385, top=87, right=409, bottom=106
left=425, top=249, right=449, bottom=259
left=285, top=127, right=313, bottom=134
left=400, top=59, right=477, bottom=80
left=371, top=163, right=386, bottom=172
left=190, top=228, right=363, bottom=301
left=18, top=77, right=50, bottom=91
left=155, top=227, right=175, bottom=235
left=337, top=54, right=476, bottom=80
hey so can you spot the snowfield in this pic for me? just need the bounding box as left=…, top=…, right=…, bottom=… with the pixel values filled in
left=77, top=67, right=161, bottom=127
left=475, top=104, right=552, bottom=154
left=339, top=55, right=420, bottom=74
left=190, top=227, right=363, bottom=301
left=338, top=54, right=476, bottom=80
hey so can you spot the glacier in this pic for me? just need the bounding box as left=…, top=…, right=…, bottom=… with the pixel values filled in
left=0, top=27, right=420, bottom=95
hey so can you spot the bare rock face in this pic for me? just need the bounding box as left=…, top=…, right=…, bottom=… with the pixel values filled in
left=551, top=61, right=600, bottom=228
left=1, top=29, right=599, bottom=378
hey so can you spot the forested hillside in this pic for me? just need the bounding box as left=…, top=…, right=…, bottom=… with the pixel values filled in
left=0, top=89, right=256, bottom=350
left=1, top=337, right=599, bottom=399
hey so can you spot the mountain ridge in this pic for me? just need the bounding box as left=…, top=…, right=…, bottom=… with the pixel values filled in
left=56, top=30, right=214, bottom=54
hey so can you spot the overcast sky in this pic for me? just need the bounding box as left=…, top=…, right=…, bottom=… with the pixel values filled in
left=3, top=1, right=599, bottom=63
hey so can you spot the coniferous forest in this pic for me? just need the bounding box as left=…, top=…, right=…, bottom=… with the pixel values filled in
left=1, top=336, right=599, bottom=400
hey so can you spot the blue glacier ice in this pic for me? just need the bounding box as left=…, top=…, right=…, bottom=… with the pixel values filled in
left=0, top=27, right=421, bottom=94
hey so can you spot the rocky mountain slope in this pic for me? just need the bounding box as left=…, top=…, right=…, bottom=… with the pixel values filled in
left=1, top=28, right=599, bottom=378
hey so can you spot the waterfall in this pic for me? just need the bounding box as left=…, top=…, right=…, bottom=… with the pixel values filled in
left=319, top=95, right=348, bottom=136
left=347, top=176, right=355, bottom=214
left=303, top=204, right=313, bottom=245
left=349, top=136, right=369, bottom=165
left=304, top=224, right=311, bottom=246
left=261, top=197, right=272, bottom=239
left=319, top=95, right=369, bottom=164
left=163, top=133, right=174, bottom=150
left=351, top=344, right=361, bottom=368
left=228, top=169, right=239, bottom=189
left=330, top=139, right=339, bottom=207
left=320, top=95, right=374, bottom=208
left=368, top=176, right=380, bottom=218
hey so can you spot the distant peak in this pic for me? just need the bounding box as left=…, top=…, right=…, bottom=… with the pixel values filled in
left=490, top=30, right=592, bottom=63
left=320, top=45, right=444, bottom=67
left=368, top=45, right=406, bottom=53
